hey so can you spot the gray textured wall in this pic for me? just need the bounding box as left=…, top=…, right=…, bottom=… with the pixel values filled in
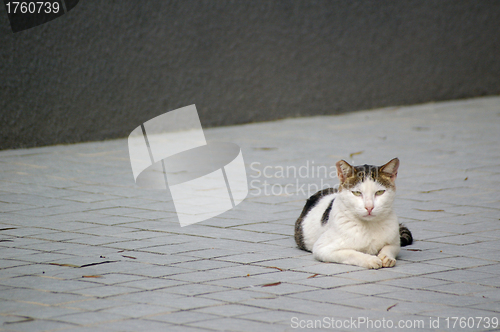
left=1, top=1, right=499, bottom=150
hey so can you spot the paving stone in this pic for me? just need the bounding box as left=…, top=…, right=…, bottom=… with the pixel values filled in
left=102, top=303, right=175, bottom=318
left=379, top=289, right=490, bottom=307
left=187, top=317, right=287, bottom=332
left=117, top=278, right=186, bottom=291
left=256, top=270, right=316, bottom=283
left=2, top=303, right=80, bottom=320
left=194, top=304, right=267, bottom=317
left=116, top=264, right=189, bottom=277
left=289, top=261, right=365, bottom=276
left=397, top=249, right=455, bottom=262
left=0, top=318, right=76, bottom=332
left=474, top=288, right=500, bottom=302
left=379, top=301, right=450, bottom=315
left=469, top=301, right=500, bottom=313
left=377, top=276, right=452, bottom=289
left=200, top=289, right=271, bottom=303
left=54, top=311, right=127, bottom=325
left=238, top=309, right=303, bottom=324
left=173, top=265, right=276, bottom=283
left=64, top=298, right=127, bottom=311
left=334, top=269, right=408, bottom=282
left=214, top=252, right=287, bottom=264
left=105, top=291, right=185, bottom=307
left=0, top=260, right=42, bottom=273
left=425, top=282, right=496, bottom=296
left=287, top=275, right=363, bottom=289
left=387, top=262, right=456, bottom=276
left=170, top=259, right=237, bottom=271
left=74, top=274, right=145, bottom=286
left=148, top=310, right=220, bottom=324
left=151, top=295, right=224, bottom=310
left=206, top=276, right=282, bottom=289
left=428, top=257, right=494, bottom=268
left=182, top=248, right=244, bottom=259
left=340, top=283, right=405, bottom=296
left=425, top=269, right=495, bottom=283
left=474, top=276, right=500, bottom=288
left=288, top=288, right=364, bottom=304
left=250, top=282, right=319, bottom=296
left=330, top=294, right=403, bottom=311
left=252, top=257, right=321, bottom=270
left=95, top=319, right=174, bottom=332
left=466, top=264, right=500, bottom=275
left=244, top=295, right=365, bottom=317
left=142, top=324, right=211, bottom=332
left=160, top=283, right=229, bottom=296
left=69, top=285, right=140, bottom=298
left=1, top=289, right=85, bottom=305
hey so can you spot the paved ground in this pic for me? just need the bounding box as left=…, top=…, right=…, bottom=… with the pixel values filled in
left=0, top=96, right=499, bottom=332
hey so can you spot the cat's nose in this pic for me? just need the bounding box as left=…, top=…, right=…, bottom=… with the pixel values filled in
left=365, top=206, right=374, bottom=214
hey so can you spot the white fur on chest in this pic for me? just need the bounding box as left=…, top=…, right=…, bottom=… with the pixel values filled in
left=316, top=206, right=399, bottom=255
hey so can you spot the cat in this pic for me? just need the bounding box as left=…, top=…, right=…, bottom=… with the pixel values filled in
left=294, top=158, right=412, bottom=269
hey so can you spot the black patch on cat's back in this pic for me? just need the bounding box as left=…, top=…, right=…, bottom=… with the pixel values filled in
left=321, top=199, right=334, bottom=225
left=295, top=188, right=337, bottom=251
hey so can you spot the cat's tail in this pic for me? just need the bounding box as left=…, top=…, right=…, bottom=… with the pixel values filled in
left=399, top=224, right=413, bottom=247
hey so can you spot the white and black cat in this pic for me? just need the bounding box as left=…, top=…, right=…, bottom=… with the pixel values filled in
left=294, top=158, right=412, bottom=269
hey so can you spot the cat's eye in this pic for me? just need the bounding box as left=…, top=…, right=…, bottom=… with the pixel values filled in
left=351, top=191, right=362, bottom=197
left=375, top=190, right=386, bottom=196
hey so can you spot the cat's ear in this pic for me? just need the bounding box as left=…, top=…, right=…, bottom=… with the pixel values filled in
left=380, top=158, right=399, bottom=181
left=336, top=160, right=353, bottom=183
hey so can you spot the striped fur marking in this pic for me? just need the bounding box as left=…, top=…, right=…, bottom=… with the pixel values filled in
left=321, top=199, right=334, bottom=225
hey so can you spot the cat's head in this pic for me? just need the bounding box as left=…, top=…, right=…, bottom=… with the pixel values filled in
left=336, top=158, right=399, bottom=220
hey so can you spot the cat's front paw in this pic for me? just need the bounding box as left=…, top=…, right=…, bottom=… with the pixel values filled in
left=364, top=256, right=383, bottom=269
left=377, top=254, right=396, bottom=268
